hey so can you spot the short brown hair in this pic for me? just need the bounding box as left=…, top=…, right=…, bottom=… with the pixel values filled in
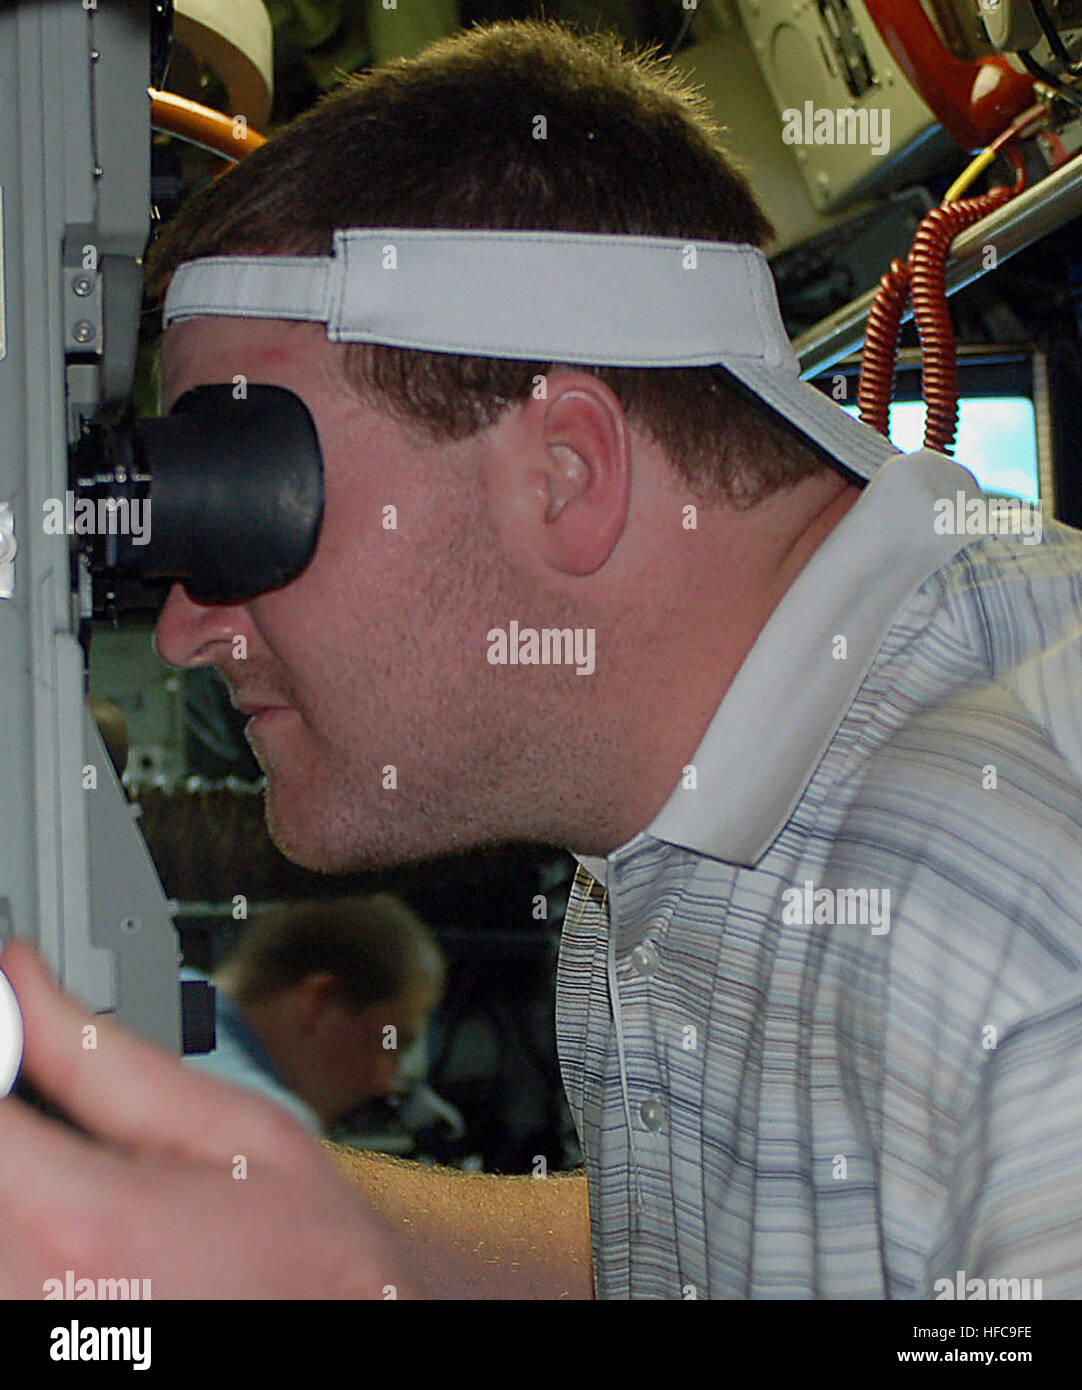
left=148, top=19, right=826, bottom=505
left=224, top=894, right=445, bottom=1012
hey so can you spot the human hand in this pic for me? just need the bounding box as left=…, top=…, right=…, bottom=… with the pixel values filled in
left=0, top=941, right=421, bottom=1299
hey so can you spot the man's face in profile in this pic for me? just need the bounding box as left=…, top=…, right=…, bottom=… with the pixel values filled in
left=333, top=990, right=434, bottom=1110
left=154, top=318, right=519, bottom=873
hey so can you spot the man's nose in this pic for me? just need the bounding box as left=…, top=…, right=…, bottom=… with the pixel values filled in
left=153, top=583, right=250, bottom=669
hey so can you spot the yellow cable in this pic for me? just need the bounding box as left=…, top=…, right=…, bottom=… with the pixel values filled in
left=943, top=145, right=998, bottom=204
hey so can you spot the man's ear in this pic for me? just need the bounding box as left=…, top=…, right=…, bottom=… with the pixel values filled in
left=296, top=971, right=340, bottom=1029
left=515, top=374, right=633, bottom=577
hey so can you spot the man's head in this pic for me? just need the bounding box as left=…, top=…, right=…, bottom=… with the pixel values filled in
left=215, top=893, right=445, bottom=1126
left=147, top=19, right=818, bottom=505
left=151, top=20, right=853, bottom=871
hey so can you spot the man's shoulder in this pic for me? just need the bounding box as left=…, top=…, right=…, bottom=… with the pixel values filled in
left=827, top=676, right=1082, bottom=1022
left=823, top=513, right=1082, bottom=1003
left=185, top=1038, right=322, bottom=1134
left=839, top=517, right=1082, bottom=817
left=924, top=516, right=1082, bottom=662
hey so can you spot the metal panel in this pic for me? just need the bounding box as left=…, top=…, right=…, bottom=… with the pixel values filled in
left=0, top=0, right=179, bottom=1050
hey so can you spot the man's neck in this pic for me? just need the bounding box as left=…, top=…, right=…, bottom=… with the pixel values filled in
left=580, top=472, right=864, bottom=857
left=769, top=477, right=863, bottom=604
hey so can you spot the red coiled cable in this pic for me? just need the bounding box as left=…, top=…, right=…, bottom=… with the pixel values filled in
left=857, top=255, right=910, bottom=439
left=857, top=145, right=1028, bottom=454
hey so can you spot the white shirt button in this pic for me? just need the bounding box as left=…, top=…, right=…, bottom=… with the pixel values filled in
left=630, top=943, right=658, bottom=975
left=639, top=1096, right=665, bottom=1131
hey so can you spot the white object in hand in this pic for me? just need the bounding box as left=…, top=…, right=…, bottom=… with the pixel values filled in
left=0, top=968, right=23, bottom=1096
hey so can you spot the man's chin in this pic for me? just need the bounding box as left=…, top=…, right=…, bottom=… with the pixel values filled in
left=262, top=792, right=355, bottom=874
left=261, top=785, right=419, bottom=874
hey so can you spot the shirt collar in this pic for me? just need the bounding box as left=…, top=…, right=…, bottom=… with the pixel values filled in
left=574, top=450, right=983, bottom=884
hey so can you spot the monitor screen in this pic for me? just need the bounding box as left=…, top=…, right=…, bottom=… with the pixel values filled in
left=811, top=349, right=1053, bottom=508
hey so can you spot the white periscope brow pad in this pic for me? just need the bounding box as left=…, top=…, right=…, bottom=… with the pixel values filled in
left=0, top=969, right=23, bottom=1096
left=164, top=231, right=799, bottom=371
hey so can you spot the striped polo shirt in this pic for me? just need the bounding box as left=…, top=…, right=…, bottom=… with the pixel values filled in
left=556, top=448, right=1082, bottom=1299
